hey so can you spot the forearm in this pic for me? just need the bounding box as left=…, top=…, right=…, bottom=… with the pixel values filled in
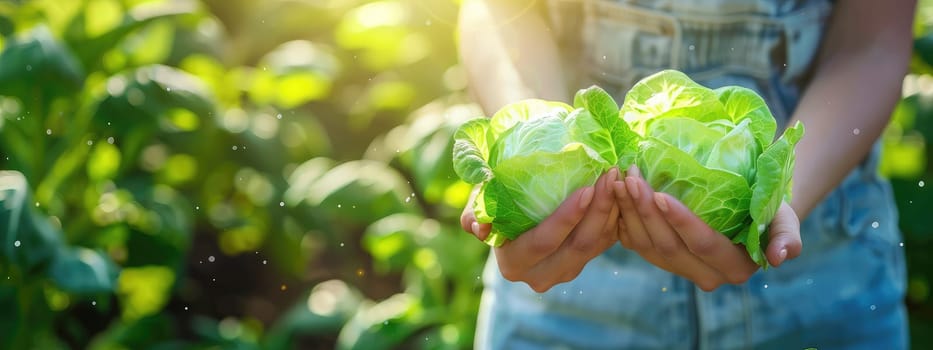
left=787, top=1, right=915, bottom=219
left=457, top=0, right=569, bottom=114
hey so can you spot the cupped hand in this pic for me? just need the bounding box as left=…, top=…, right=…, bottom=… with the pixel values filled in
left=460, top=168, right=621, bottom=293
left=613, top=165, right=802, bottom=291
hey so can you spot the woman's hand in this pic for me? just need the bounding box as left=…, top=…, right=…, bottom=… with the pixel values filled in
left=614, top=165, right=802, bottom=291
left=460, top=168, right=621, bottom=293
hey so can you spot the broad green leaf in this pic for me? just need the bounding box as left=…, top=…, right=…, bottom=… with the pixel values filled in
left=491, top=114, right=572, bottom=165
left=748, top=121, right=804, bottom=257
left=48, top=247, right=119, bottom=294
left=362, top=213, right=423, bottom=272
left=646, top=116, right=725, bottom=165
left=571, top=86, right=640, bottom=167
left=573, top=85, right=619, bottom=123
left=65, top=0, right=196, bottom=71
left=638, top=139, right=751, bottom=237
left=304, top=160, right=419, bottom=224
left=0, top=171, right=63, bottom=271
left=706, top=118, right=759, bottom=183
left=95, top=65, right=214, bottom=133
left=715, top=86, right=777, bottom=150
left=452, top=118, right=493, bottom=184
left=491, top=143, right=607, bottom=237
left=488, top=99, right=572, bottom=137
left=335, top=294, right=431, bottom=350
left=0, top=26, right=85, bottom=99
left=264, top=280, right=363, bottom=350
left=478, top=177, right=537, bottom=245
left=566, top=109, right=617, bottom=164
left=620, top=70, right=726, bottom=132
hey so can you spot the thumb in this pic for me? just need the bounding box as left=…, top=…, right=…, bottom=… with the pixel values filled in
left=766, top=202, right=802, bottom=267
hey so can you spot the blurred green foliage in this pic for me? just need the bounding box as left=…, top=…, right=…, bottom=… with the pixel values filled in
left=0, top=0, right=932, bottom=349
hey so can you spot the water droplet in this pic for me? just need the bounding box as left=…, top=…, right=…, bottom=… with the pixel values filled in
left=276, top=113, right=282, bottom=119
left=602, top=55, right=607, bottom=60
left=384, top=321, right=388, bottom=325
left=46, top=129, right=51, bottom=135
left=899, top=242, right=904, bottom=247
left=280, top=284, right=287, bottom=291
left=688, top=44, right=695, bottom=51
left=337, top=204, right=342, bottom=208
left=262, top=260, right=267, bottom=265
left=184, top=306, right=189, bottom=310
left=763, top=284, right=769, bottom=289
left=806, top=278, right=813, bottom=285
left=730, top=47, right=735, bottom=51
left=578, top=290, right=583, bottom=295
left=562, top=290, right=567, bottom=295
left=340, top=242, right=345, bottom=247
left=91, top=301, right=96, bottom=306
left=212, top=278, right=216, bottom=282
left=870, top=304, right=876, bottom=311
left=279, top=201, right=285, bottom=207
left=920, top=180, right=925, bottom=188
left=196, top=206, right=200, bottom=210
left=425, top=19, right=432, bottom=26
left=613, top=271, right=619, bottom=276
left=26, top=65, right=32, bottom=71
left=166, top=87, right=172, bottom=92
left=661, top=287, right=667, bottom=292
left=405, top=197, right=411, bottom=203
left=13, top=240, right=21, bottom=247
left=871, top=221, right=879, bottom=229
left=87, top=140, right=93, bottom=146
left=232, top=145, right=238, bottom=150
left=356, top=268, right=365, bottom=277
left=853, top=128, right=860, bottom=135
left=35, top=202, right=39, bottom=207
left=107, top=137, right=114, bottom=144
left=208, top=255, right=215, bottom=262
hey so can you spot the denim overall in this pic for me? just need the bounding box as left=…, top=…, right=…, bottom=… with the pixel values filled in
left=474, top=1, right=909, bottom=349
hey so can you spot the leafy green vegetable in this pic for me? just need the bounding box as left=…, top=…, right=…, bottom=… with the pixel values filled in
left=452, top=71, right=801, bottom=267
left=452, top=87, right=636, bottom=245
left=622, top=70, right=803, bottom=267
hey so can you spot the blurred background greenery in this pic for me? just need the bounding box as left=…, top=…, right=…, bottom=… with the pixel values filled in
left=0, top=0, right=931, bottom=349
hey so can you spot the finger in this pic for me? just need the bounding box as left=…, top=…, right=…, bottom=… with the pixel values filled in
left=527, top=171, right=621, bottom=288
left=655, top=192, right=758, bottom=283
left=766, top=202, right=802, bottom=267
left=613, top=176, right=651, bottom=251
left=460, top=185, right=491, bottom=241
left=561, top=167, right=619, bottom=258
left=628, top=171, right=726, bottom=291
left=495, top=185, right=595, bottom=277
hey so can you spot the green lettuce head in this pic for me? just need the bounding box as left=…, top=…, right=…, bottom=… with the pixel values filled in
left=452, top=87, right=638, bottom=246
left=621, top=70, right=804, bottom=267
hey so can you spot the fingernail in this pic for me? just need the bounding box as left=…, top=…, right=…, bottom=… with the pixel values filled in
left=624, top=177, right=640, bottom=200
left=779, top=248, right=788, bottom=262
left=606, top=168, right=618, bottom=193
left=579, top=187, right=595, bottom=209
left=471, top=222, right=480, bottom=235
left=654, top=193, right=668, bottom=212
left=627, top=164, right=641, bottom=178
